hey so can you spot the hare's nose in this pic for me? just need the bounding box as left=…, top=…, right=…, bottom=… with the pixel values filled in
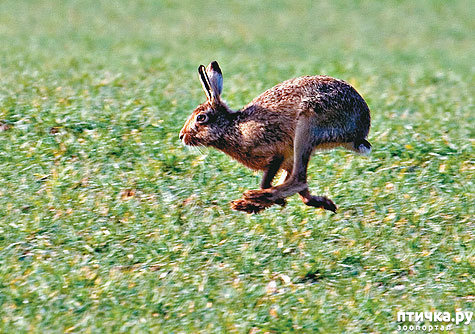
left=179, top=133, right=184, bottom=140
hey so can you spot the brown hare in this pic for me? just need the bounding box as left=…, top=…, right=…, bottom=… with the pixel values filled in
left=179, top=61, right=371, bottom=213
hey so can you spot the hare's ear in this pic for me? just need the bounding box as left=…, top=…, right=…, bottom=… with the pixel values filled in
left=198, top=65, right=212, bottom=101
left=205, top=61, right=223, bottom=98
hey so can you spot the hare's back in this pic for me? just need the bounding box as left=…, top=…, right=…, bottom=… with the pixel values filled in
left=248, top=75, right=370, bottom=142
left=248, top=76, right=366, bottom=113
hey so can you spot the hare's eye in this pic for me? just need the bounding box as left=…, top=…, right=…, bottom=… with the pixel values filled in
left=196, top=113, right=209, bottom=124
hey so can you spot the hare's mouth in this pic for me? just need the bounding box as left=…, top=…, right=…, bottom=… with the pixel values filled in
left=181, top=133, right=199, bottom=146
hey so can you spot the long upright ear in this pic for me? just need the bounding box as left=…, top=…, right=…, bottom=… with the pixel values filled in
left=198, top=65, right=212, bottom=101
left=205, top=61, right=223, bottom=99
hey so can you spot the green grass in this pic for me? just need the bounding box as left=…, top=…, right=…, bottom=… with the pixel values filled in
left=0, top=0, right=473, bottom=333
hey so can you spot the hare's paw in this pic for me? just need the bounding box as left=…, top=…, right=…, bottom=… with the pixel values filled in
left=274, top=198, right=287, bottom=207
left=231, top=189, right=287, bottom=213
left=230, top=198, right=271, bottom=214
left=304, top=196, right=337, bottom=213
left=242, top=189, right=287, bottom=207
left=242, top=189, right=274, bottom=202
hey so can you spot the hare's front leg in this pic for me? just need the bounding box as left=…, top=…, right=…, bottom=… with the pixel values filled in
left=298, top=188, right=337, bottom=212
left=260, top=156, right=284, bottom=189
left=243, top=114, right=313, bottom=203
left=260, top=156, right=287, bottom=207
left=241, top=113, right=337, bottom=212
left=269, top=170, right=336, bottom=212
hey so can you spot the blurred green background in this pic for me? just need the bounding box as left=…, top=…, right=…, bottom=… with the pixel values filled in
left=0, top=0, right=473, bottom=333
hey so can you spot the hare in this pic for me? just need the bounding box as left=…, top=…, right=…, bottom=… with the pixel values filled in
left=179, top=61, right=371, bottom=213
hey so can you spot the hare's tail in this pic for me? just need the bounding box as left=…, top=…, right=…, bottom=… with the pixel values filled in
left=352, top=138, right=371, bottom=155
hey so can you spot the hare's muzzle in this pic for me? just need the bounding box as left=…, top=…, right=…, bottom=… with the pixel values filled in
left=179, top=132, right=188, bottom=144
left=179, top=115, right=194, bottom=144
left=179, top=128, right=194, bottom=145
left=179, top=126, right=187, bottom=141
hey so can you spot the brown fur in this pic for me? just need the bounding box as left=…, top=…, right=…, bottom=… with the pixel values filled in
left=180, top=61, right=371, bottom=213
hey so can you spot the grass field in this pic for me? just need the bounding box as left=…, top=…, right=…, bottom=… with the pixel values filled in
left=0, top=0, right=473, bottom=333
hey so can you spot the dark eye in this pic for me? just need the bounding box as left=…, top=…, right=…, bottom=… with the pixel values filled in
left=196, top=113, right=209, bottom=124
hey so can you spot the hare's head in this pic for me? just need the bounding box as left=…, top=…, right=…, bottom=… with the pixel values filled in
left=180, top=61, right=235, bottom=147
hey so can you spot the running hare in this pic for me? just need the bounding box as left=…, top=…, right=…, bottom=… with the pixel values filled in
left=179, top=61, right=371, bottom=213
